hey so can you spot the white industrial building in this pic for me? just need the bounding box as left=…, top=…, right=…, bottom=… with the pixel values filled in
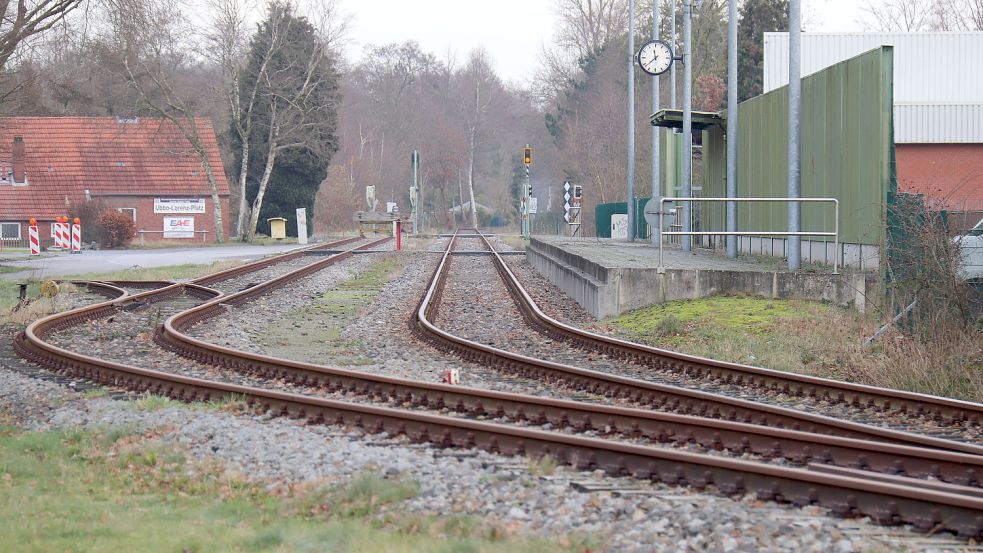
left=764, top=32, right=983, bottom=226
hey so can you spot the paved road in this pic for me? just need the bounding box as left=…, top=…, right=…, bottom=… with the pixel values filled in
left=0, top=244, right=301, bottom=280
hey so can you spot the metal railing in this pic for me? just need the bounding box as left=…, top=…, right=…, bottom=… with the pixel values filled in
left=137, top=229, right=211, bottom=244
left=656, top=197, right=840, bottom=274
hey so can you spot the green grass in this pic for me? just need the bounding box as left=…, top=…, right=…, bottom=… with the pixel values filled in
left=257, top=256, right=404, bottom=366
left=0, top=427, right=575, bottom=552
left=0, top=264, right=23, bottom=274
left=601, top=295, right=982, bottom=401
left=608, top=296, right=811, bottom=349
left=132, top=394, right=249, bottom=414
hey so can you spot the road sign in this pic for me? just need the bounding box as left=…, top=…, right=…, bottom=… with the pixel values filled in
left=528, top=197, right=538, bottom=214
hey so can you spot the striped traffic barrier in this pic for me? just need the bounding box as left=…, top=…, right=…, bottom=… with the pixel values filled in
left=71, top=221, right=81, bottom=253
left=57, top=221, right=68, bottom=249
left=29, top=224, right=40, bottom=255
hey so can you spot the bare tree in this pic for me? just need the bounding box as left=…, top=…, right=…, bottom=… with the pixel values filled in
left=0, top=0, right=83, bottom=70
left=104, top=0, right=227, bottom=241
left=555, top=0, right=629, bottom=59
left=207, top=0, right=276, bottom=239
left=240, top=1, right=340, bottom=240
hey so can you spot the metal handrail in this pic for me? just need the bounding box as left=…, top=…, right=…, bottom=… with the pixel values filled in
left=656, top=197, right=840, bottom=274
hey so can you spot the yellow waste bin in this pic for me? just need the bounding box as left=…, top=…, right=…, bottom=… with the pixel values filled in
left=267, top=217, right=287, bottom=240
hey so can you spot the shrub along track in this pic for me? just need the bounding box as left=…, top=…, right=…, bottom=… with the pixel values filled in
left=10, top=230, right=983, bottom=539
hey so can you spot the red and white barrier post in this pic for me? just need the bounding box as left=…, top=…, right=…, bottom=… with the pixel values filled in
left=443, top=369, right=460, bottom=385
left=393, top=219, right=402, bottom=251
left=28, top=218, right=40, bottom=256
left=71, top=217, right=81, bottom=253
left=54, top=217, right=66, bottom=249
left=60, top=217, right=70, bottom=249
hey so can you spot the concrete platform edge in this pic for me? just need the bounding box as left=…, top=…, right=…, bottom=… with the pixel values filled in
left=528, top=238, right=877, bottom=319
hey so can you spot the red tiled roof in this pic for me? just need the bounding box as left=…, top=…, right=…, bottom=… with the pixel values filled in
left=0, top=117, right=229, bottom=220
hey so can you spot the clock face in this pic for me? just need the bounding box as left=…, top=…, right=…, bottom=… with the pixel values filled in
left=638, top=40, right=673, bottom=76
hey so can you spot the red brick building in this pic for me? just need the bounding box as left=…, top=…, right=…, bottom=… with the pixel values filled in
left=896, top=144, right=983, bottom=231
left=0, top=117, right=230, bottom=247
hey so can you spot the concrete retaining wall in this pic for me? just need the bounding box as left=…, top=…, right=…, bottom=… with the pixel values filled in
left=528, top=238, right=878, bottom=319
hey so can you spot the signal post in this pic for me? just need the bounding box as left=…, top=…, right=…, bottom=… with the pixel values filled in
left=521, top=145, right=532, bottom=238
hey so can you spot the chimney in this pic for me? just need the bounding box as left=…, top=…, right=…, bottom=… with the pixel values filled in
left=12, top=136, right=25, bottom=183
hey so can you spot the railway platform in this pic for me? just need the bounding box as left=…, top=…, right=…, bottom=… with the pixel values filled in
left=527, top=236, right=877, bottom=319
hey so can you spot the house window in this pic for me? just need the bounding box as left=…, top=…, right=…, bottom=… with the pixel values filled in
left=0, top=222, right=20, bottom=240
left=118, top=208, right=137, bottom=223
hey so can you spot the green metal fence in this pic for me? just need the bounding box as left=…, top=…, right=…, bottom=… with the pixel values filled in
left=594, top=198, right=650, bottom=239
left=702, top=46, right=896, bottom=246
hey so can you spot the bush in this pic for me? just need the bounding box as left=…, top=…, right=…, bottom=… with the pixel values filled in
left=97, top=210, right=136, bottom=248
left=70, top=199, right=109, bottom=244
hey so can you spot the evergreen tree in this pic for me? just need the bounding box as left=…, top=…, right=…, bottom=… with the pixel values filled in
left=737, top=0, right=788, bottom=102
left=232, top=2, right=340, bottom=238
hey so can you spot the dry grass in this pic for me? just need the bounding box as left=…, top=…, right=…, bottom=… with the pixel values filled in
left=604, top=296, right=982, bottom=402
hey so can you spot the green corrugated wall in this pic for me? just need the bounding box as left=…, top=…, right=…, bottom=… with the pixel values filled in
left=702, top=46, right=895, bottom=246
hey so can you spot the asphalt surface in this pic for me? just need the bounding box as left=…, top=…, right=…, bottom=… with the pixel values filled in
left=0, top=244, right=301, bottom=279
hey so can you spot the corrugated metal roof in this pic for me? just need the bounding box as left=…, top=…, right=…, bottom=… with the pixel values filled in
left=895, top=104, right=983, bottom=143
left=764, top=32, right=983, bottom=102
left=764, top=32, right=983, bottom=143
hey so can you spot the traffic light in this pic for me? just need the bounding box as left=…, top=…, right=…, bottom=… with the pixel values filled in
left=523, top=145, right=533, bottom=166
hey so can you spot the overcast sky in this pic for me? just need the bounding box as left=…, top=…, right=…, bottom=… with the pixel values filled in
left=340, top=0, right=870, bottom=85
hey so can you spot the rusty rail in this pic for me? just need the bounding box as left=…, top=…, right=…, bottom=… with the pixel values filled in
left=476, top=233, right=982, bottom=427
left=415, top=232, right=983, bottom=456
left=11, top=292, right=983, bottom=537
left=11, top=230, right=983, bottom=538
left=148, top=235, right=983, bottom=486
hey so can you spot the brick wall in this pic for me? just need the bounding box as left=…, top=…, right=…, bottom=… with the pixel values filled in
left=98, top=196, right=232, bottom=242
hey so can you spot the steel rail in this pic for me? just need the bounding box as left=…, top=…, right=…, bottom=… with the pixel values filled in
left=13, top=231, right=983, bottom=537
left=23, top=236, right=366, bottom=346
left=151, top=236, right=983, bottom=486
left=416, top=232, right=983, bottom=456
left=11, top=308, right=983, bottom=537
left=478, top=232, right=982, bottom=427
left=190, top=236, right=362, bottom=287
left=60, top=280, right=129, bottom=300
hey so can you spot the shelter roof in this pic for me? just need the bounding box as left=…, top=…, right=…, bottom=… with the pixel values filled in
left=650, top=109, right=725, bottom=131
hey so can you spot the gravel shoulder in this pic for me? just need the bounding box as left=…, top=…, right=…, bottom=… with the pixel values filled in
left=1, top=360, right=950, bottom=553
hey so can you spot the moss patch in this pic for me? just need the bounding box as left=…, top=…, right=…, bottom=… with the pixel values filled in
left=607, top=296, right=818, bottom=348
left=0, top=427, right=574, bottom=552
left=257, top=256, right=403, bottom=366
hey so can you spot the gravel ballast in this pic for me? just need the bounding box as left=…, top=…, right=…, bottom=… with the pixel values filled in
left=1, top=363, right=958, bottom=553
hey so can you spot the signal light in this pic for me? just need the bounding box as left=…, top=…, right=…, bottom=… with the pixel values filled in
left=523, top=145, right=532, bottom=166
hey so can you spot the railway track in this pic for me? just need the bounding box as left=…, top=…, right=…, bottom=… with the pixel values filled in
left=10, top=229, right=983, bottom=538
left=477, top=232, right=982, bottom=431
left=151, top=238, right=983, bottom=487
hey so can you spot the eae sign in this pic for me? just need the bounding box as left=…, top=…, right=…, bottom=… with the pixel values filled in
left=154, top=198, right=206, bottom=214
left=163, top=217, right=195, bottom=238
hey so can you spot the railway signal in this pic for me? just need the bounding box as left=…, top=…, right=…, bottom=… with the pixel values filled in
left=563, top=182, right=582, bottom=237
left=521, top=145, right=533, bottom=238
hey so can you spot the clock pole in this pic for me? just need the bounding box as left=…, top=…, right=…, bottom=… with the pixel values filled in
left=681, top=0, right=692, bottom=252
left=626, top=0, right=636, bottom=242
left=651, top=0, right=661, bottom=247
left=726, top=0, right=738, bottom=258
